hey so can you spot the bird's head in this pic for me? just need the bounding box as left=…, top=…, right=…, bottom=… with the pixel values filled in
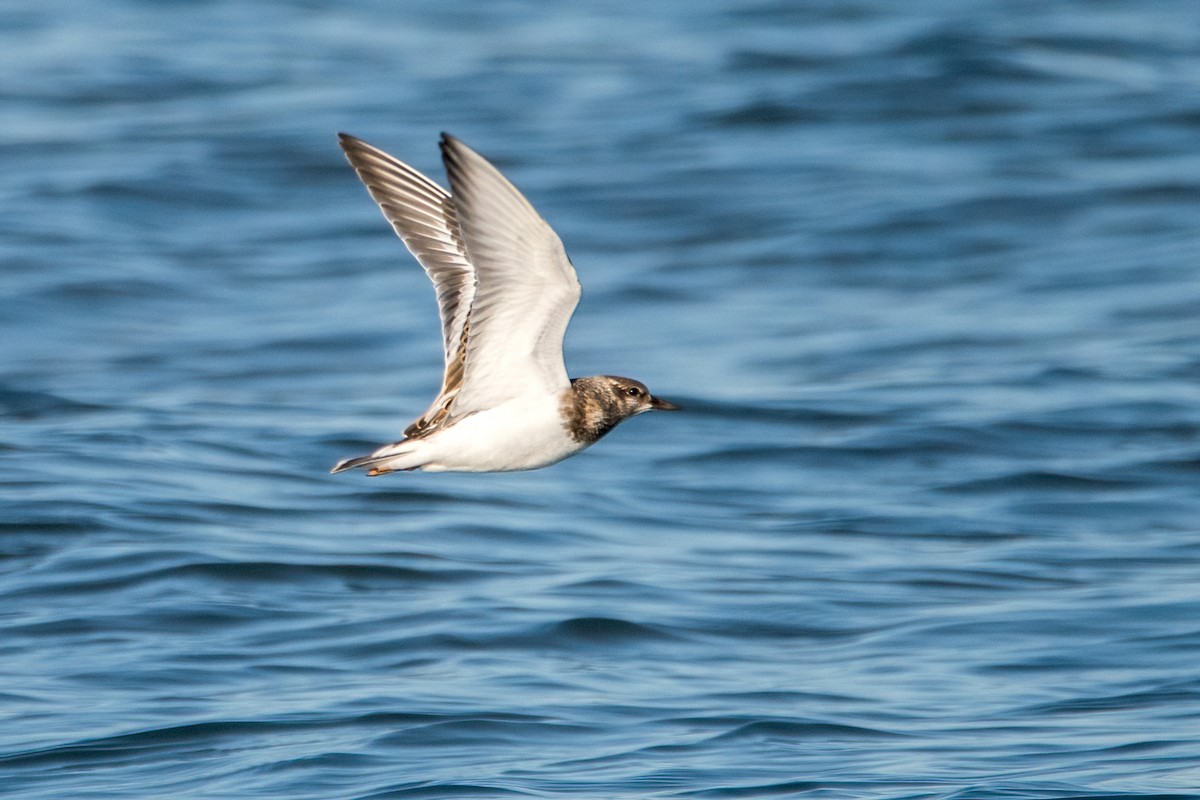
left=601, top=376, right=680, bottom=416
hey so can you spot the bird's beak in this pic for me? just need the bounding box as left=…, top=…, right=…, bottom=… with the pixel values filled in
left=649, top=395, right=681, bottom=411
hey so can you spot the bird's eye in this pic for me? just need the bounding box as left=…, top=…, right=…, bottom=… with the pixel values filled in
left=625, top=386, right=642, bottom=397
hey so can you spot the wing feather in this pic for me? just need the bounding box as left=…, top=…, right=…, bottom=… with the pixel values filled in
left=438, top=133, right=581, bottom=414
left=338, top=133, right=476, bottom=437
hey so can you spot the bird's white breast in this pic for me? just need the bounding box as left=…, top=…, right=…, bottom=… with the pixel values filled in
left=414, top=391, right=583, bottom=472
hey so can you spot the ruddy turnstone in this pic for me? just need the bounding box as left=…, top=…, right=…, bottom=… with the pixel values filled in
left=331, top=133, right=678, bottom=475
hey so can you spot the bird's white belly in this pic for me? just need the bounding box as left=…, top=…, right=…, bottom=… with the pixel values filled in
left=417, top=393, right=582, bottom=472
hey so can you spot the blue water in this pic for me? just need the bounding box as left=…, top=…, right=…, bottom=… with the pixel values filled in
left=3, top=1, right=1200, bottom=797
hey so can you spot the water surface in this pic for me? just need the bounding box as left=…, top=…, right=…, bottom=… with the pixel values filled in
left=3, top=1, right=1200, bottom=798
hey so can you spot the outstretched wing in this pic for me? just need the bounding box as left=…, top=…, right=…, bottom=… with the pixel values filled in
left=438, top=133, right=581, bottom=415
left=338, top=133, right=475, bottom=437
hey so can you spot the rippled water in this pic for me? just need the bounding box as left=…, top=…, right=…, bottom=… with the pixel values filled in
left=4, top=1, right=1200, bottom=798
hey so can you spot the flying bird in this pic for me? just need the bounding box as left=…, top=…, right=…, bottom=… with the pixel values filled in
left=331, top=133, right=678, bottom=475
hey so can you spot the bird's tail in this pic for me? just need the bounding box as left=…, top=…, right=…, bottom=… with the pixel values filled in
left=330, top=441, right=421, bottom=476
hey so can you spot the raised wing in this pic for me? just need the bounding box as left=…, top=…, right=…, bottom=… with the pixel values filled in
left=338, top=133, right=476, bottom=437
left=438, top=133, right=581, bottom=414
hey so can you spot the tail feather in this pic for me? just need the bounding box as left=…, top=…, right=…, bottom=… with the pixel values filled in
left=330, top=453, right=385, bottom=474
left=330, top=440, right=421, bottom=475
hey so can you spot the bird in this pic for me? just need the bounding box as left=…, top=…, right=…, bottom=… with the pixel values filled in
left=331, top=132, right=678, bottom=475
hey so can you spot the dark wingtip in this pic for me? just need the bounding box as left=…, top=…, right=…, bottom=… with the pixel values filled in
left=439, top=132, right=466, bottom=172
left=337, top=132, right=366, bottom=157
left=439, top=132, right=469, bottom=158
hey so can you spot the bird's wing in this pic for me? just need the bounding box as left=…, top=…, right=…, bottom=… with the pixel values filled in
left=338, top=133, right=476, bottom=437
left=438, top=133, right=581, bottom=415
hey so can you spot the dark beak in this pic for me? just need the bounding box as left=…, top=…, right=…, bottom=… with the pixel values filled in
left=649, top=395, right=681, bottom=411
